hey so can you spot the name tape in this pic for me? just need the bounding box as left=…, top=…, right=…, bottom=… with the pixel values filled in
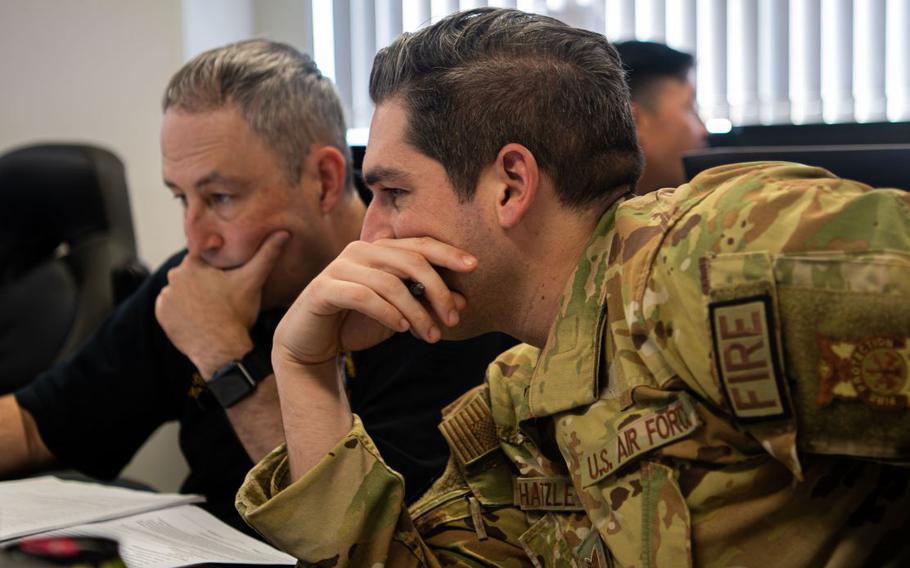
left=513, top=476, right=585, bottom=511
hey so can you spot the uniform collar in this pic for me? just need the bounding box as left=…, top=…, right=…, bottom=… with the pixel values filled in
left=526, top=206, right=618, bottom=418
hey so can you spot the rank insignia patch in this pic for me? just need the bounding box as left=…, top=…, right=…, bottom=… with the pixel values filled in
left=816, top=335, right=910, bottom=409
left=709, top=295, right=789, bottom=422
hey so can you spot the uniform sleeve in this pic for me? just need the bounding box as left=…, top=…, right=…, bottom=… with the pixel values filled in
left=650, top=162, right=910, bottom=463
left=581, top=162, right=910, bottom=565
left=237, top=413, right=535, bottom=567
left=236, top=415, right=437, bottom=567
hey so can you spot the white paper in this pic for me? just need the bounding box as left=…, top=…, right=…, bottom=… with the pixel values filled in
left=40, top=505, right=295, bottom=568
left=0, top=476, right=203, bottom=542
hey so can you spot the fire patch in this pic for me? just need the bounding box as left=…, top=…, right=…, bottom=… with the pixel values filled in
left=709, top=295, right=789, bottom=422
left=817, top=335, right=910, bottom=409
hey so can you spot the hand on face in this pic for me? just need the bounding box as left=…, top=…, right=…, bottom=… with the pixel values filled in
left=273, top=237, right=477, bottom=372
left=155, top=230, right=290, bottom=378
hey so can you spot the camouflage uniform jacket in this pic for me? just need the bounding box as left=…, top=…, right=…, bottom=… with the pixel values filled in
left=237, top=162, right=910, bottom=567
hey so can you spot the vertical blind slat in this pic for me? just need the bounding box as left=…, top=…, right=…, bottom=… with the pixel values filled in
left=431, top=0, right=460, bottom=21
left=665, top=0, right=696, bottom=55
left=821, top=0, right=854, bottom=123
left=350, top=0, right=376, bottom=129
left=790, top=0, right=822, bottom=124
left=886, top=0, right=910, bottom=121
left=636, top=0, right=666, bottom=42
left=605, top=0, right=636, bottom=41
left=758, top=0, right=789, bottom=125
left=375, top=0, right=403, bottom=51
left=403, top=0, right=432, bottom=31
left=332, top=0, right=353, bottom=125
left=854, top=0, right=886, bottom=122
left=696, top=0, right=728, bottom=119
left=729, top=0, right=759, bottom=125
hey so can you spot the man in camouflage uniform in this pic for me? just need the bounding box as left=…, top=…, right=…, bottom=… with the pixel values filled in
left=236, top=8, right=910, bottom=567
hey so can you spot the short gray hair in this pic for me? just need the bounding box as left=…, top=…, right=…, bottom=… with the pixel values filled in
left=163, top=39, right=352, bottom=188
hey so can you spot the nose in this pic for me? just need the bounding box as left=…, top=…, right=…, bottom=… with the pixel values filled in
left=184, top=203, right=224, bottom=258
left=360, top=201, right=395, bottom=242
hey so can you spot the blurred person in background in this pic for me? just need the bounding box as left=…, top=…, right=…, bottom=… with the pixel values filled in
left=616, top=40, right=708, bottom=194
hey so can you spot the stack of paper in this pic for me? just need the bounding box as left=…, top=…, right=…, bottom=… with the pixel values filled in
left=0, top=476, right=295, bottom=568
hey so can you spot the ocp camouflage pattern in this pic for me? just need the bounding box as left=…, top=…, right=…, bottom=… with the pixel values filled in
left=238, top=162, right=910, bottom=567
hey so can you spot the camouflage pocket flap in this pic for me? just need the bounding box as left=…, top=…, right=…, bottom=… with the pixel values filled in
left=412, top=492, right=472, bottom=534
left=772, top=251, right=910, bottom=460
left=707, top=250, right=910, bottom=461
left=518, top=513, right=593, bottom=568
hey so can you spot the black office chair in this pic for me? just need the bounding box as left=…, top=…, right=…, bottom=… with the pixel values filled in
left=683, top=144, right=910, bottom=191
left=0, top=144, right=149, bottom=394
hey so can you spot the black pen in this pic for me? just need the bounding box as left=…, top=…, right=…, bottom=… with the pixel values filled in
left=406, top=280, right=426, bottom=298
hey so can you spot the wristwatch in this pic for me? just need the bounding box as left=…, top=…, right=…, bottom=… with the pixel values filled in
left=207, top=348, right=272, bottom=408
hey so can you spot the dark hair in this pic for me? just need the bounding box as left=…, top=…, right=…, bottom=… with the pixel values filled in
left=614, top=40, right=695, bottom=107
left=369, top=8, right=642, bottom=209
left=163, top=39, right=352, bottom=189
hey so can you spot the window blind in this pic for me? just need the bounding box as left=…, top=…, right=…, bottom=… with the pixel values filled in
left=228, top=0, right=910, bottom=134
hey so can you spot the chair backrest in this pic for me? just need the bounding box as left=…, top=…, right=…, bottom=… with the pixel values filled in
left=683, top=144, right=910, bottom=191
left=0, top=144, right=149, bottom=394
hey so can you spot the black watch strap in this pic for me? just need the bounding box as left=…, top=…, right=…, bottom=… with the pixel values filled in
left=207, top=347, right=273, bottom=408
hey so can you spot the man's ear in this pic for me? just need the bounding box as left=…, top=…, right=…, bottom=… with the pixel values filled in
left=631, top=101, right=647, bottom=129
left=493, top=143, right=539, bottom=229
left=310, top=145, right=347, bottom=214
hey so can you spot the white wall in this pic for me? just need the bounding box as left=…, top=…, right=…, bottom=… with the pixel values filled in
left=0, top=0, right=187, bottom=269
left=0, top=0, right=190, bottom=491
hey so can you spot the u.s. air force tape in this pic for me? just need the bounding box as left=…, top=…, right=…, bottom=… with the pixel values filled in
left=513, top=476, right=585, bottom=512
left=581, top=394, right=700, bottom=487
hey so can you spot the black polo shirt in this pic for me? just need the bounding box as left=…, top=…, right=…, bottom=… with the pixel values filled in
left=16, top=251, right=516, bottom=535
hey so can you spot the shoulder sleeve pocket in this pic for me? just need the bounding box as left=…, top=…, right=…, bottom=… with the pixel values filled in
left=705, top=249, right=910, bottom=462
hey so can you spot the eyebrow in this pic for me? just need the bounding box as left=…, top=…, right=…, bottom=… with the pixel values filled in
left=363, top=166, right=416, bottom=188
left=163, top=171, right=243, bottom=191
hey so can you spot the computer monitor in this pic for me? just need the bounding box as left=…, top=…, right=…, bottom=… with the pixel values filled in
left=683, top=145, right=910, bottom=191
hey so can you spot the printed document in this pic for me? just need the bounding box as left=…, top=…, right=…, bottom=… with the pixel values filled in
left=0, top=476, right=294, bottom=567
left=40, top=505, right=295, bottom=567
left=0, top=476, right=202, bottom=542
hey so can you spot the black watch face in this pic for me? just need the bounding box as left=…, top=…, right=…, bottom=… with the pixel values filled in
left=209, top=364, right=256, bottom=408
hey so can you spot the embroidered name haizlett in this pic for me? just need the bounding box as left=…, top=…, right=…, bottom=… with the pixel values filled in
left=513, top=477, right=585, bottom=511
left=581, top=395, right=700, bottom=486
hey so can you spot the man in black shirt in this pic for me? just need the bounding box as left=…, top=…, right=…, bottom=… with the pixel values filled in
left=0, top=39, right=513, bottom=534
